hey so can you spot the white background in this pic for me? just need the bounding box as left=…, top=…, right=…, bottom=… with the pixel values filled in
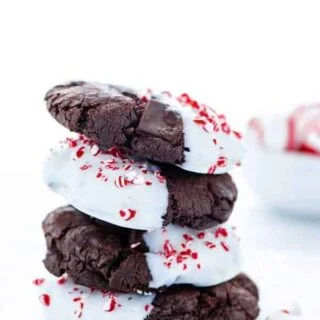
left=0, top=1, right=320, bottom=319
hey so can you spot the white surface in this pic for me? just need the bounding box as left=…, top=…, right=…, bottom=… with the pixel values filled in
left=1, top=1, right=320, bottom=319
left=243, top=149, right=320, bottom=216
left=236, top=172, right=320, bottom=319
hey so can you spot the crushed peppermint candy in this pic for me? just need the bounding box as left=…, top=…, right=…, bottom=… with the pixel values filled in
left=144, top=304, right=153, bottom=312
left=103, top=294, right=120, bottom=312
left=208, top=164, right=217, bottom=174
left=176, top=93, right=241, bottom=138
left=147, top=89, right=244, bottom=174
left=119, top=209, right=137, bottom=221
left=67, top=285, right=92, bottom=318
left=215, top=227, right=228, bottom=238
left=33, top=278, right=45, bottom=286
left=59, top=135, right=165, bottom=189
left=36, top=275, right=156, bottom=318
left=156, top=226, right=233, bottom=271
left=57, top=275, right=68, bottom=285
left=39, top=293, right=51, bottom=306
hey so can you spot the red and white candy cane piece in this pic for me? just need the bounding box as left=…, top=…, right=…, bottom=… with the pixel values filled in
left=300, top=131, right=320, bottom=155
left=39, top=294, right=51, bottom=307
left=193, top=117, right=207, bottom=126
left=220, top=242, right=230, bottom=252
left=216, top=157, right=228, bottom=168
left=75, top=146, right=85, bottom=159
left=33, top=278, right=45, bottom=286
left=232, top=131, right=242, bottom=139
left=123, top=164, right=132, bottom=171
left=154, top=171, right=166, bottom=183
left=208, top=164, right=217, bottom=174
left=80, top=164, right=92, bottom=171
left=90, top=144, right=101, bottom=157
left=144, top=304, right=154, bottom=312
left=204, top=241, right=216, bottom=249
left=114, top=176, right=129, bottom=188
left=103, top=294, right=118, bottom=312
left=119, top=209, right=137, bottom=221
left=163, top=240, right=176, bottom=259
left=221, top=122, right=231, bottom=134
left=178, top=93, right=191, bottom=104
left=106, top=147, right=123, bottom=158
left=215, top=227, right=228, bottom=238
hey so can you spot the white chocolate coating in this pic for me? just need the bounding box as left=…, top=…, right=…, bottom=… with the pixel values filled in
left=44, top=135, right=168, bottom=230
left=144, top=224, right=242, bottom=288
left=34, top=275, right=154, bottom=320
left=152, top=92, right=245, bottom=174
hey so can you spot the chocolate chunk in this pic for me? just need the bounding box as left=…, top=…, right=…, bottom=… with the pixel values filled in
left=130, top=99, right=184, bottom=164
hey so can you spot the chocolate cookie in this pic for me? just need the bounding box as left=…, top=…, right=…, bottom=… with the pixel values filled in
left=44, top=134, right=237, bottom=230
left=150, top=274, right=260, bottom=320
left=36, top=273, right=260, bottom=320
left=45, top=81, right=244, bottom=174
left=43, top=206, right=242, bottom=293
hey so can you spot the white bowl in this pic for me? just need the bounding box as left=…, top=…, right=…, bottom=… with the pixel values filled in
left=243, top=148, right=320, bottom=216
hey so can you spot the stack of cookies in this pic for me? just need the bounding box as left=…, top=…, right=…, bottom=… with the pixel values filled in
left=35, top=82, right=260, bottom=319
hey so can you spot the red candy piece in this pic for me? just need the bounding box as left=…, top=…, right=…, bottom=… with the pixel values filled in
left=33, top=278, right=45, bottom=286
left=119, top=209, right=137, bottom=221
left=215, top=227, right=228, bottom=238
left=76, top=147, right=85, bottom=159
left=39, top=294, right=51, bottom=307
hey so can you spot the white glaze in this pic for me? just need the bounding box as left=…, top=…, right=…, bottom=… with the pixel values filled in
left=144, top=224, right=242, bottom=288
left=44, top=135, right=168, bottom=230
left=35, top=275, right=154, bottom=320
left=152, top=92, right=245, bottom=174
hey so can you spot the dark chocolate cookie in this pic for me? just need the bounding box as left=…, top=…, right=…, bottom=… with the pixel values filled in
left=45, top=81, right=244, bottom=174
left=45, top=82, right=184, bottom=163
left=43, top=206, right=242, bottom=293
left=149, top=273, right=260, bottom=320
left=44, top=134, right=238, bottom=230
left=162, top=165, right=237, bottom=229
